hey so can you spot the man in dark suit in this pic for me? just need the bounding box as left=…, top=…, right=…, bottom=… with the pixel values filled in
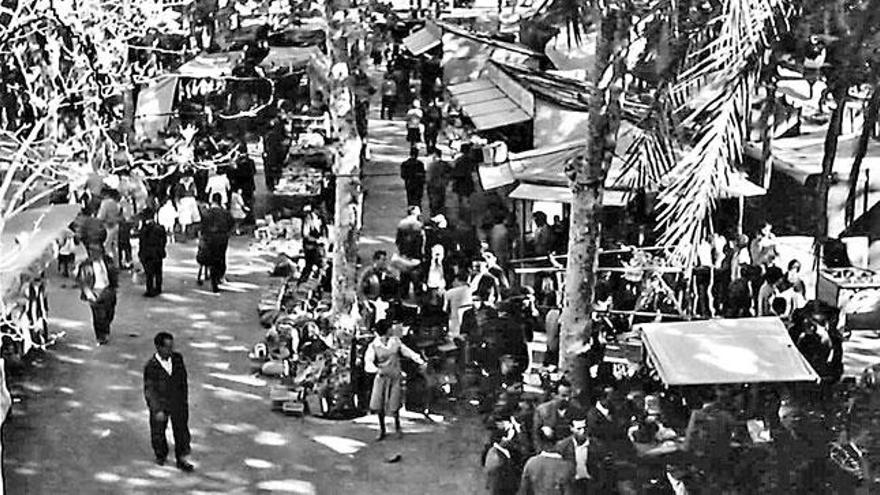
left=76, top=241, right=119, bottom=345
left=555, top=418, right=607, bottom=494
left=200, top=192, right=234, bottom=292
left=138, top=207, right=167, bottom=297
left=144, top=332, right=194, bottom=471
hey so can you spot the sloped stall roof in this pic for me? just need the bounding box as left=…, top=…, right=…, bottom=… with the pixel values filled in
left=639, top=317, right=819, bottom=386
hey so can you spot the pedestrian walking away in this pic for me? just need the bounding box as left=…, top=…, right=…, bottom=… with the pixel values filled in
left=401, top=147, right=426, bottom=208
left=144, top=332, right=194, bottom=472
left=76, top=241, right=118, bottom=345
left=138, top=207, right=167, bottom=297
left=200, top=193, right=234, bottom=292
left=406, top=100, right=423, bottom=147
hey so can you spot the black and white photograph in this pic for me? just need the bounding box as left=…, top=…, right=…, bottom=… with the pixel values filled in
left=0, top=0, right=879, bottom=493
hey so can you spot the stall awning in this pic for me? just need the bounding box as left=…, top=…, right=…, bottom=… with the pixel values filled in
left=639, top=317, right=819, bottom=386
left=448, top=79, right=531, bottom=131
left=176, top=51, right=244, bottom=78
left=259, top=46, right=321, bottom=70
left=403, top=22, right=442, bottom=56
left=508, top=183, right=628, bottom=207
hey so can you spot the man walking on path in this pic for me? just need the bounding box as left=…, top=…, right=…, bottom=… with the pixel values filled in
left=422, top=98, right=442, bottom=153
left=138, top=207, right=167, bottom=297
left=425, top=149, right=449, bottom=216
left=381, top=74, right=398, bottom=119
left=143, top=332, right=194, bottom=472
left=401, top=147, right=426, bottom=207
left=406, top=100, right=423, bottom=147
left=200, top=193, right=234, bottom=293
left=76, top=241, right=118, bottom=345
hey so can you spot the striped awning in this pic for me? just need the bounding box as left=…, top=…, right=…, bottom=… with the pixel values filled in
left=403, top=22, right=442, bottom=56
left=448, top=79, right=531, bottom=131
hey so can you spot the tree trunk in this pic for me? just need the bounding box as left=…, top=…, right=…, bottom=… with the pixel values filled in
left=844, top=83, right=880, bottom=226
left=757, top=77, right=777, bottom=191
left=560, top=8, right=622, bottom=395
left=816, top=87, right=847, bottom=271
left=326, top=1, right=364, bottom=327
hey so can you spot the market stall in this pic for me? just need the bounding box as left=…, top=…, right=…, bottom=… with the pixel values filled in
left=269, top=145, right=333, bottom=218
left=638, top=317, right=820, bottom=386
left=817, top=267, right=880, bottom=330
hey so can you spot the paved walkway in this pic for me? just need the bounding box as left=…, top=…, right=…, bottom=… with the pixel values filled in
left=3, top=65, right=488, bottom=494
left=3, top=234, right=483, bottom=494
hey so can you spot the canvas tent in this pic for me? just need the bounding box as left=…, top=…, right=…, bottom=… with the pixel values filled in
left=638, top=317, right=819, bottom=386
left=134, top=51, right=246, bottom=140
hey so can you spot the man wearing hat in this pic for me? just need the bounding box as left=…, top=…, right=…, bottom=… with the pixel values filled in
left=139, top=207, right=167, bottom=297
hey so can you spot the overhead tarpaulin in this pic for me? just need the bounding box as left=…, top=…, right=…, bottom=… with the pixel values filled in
left=639, top=317, right=820, bottom=386
left=508, top=183, right=628, bottom=207
left=176, top=51, right=245, bottom=79
left=134, top=76, right=178, bottom=140
left=448, top=63, right=534, bottom=131
left=478, top=127, right=638, bottom=192
left=448, top=79, right=531, bottom=130
left=259, top=45, right=322, bottom=71
left=403, top=21, right=442, bottom=56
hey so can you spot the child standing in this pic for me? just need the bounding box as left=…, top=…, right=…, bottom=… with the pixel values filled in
left=57, top=231, right=76, bottom=277
left=229, top=188, right=249, bottom=235
left=157, top=199, right=178, bottom=244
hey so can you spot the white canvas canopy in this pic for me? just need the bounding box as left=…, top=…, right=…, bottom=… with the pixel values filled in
left=639, top=317, right=820, bottom=386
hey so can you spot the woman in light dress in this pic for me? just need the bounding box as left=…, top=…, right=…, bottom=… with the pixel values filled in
left=364, top=319, right=426, bottom=440
left=157, top=199, right=178, bottom=244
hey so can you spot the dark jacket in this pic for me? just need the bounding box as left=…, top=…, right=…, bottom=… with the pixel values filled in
left=400, top=158, right=426, bottom=183
left=485, top=445, right=520, bottom=495
left=138, top=221, right=167, bottom=261
left=143, top=352, right=188, bottom=413
left=201, top=205, right=234, bottom=241
left=533, top=400, right=585, bottom=453
left=76, top=255, right=119, bottom=302
left=554, top=436, right=607, bottom=488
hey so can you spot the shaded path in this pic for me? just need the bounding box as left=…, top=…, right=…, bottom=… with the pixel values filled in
left=4, top=97, right=485, bottom=494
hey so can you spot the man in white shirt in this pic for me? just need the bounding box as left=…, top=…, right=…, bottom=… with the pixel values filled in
left=76, top=242, right=118, bottom=345
left=555, top=418, right=606, bottom=493
left=205, top=169, right=230, bottom=207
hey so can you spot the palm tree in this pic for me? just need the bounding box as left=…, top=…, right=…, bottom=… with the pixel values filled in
left=550, top=0, right=794, bottom=390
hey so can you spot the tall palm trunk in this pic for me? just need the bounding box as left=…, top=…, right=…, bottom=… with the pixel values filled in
left=326, top=2, right=364, bottom=324
left=560, top=7, right=625, bottom=394
left=844, top=83, right=880, bottom=226
left=757, top=73, right=777, bottom=191
left=816, top=87, right=848, bottom=271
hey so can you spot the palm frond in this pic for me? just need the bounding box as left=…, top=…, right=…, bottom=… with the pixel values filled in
left=655, top=75, right=750, bottom=266
left=613, top=119, right=678, bottom=190
left=671, top=0, right=791, bottom=112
